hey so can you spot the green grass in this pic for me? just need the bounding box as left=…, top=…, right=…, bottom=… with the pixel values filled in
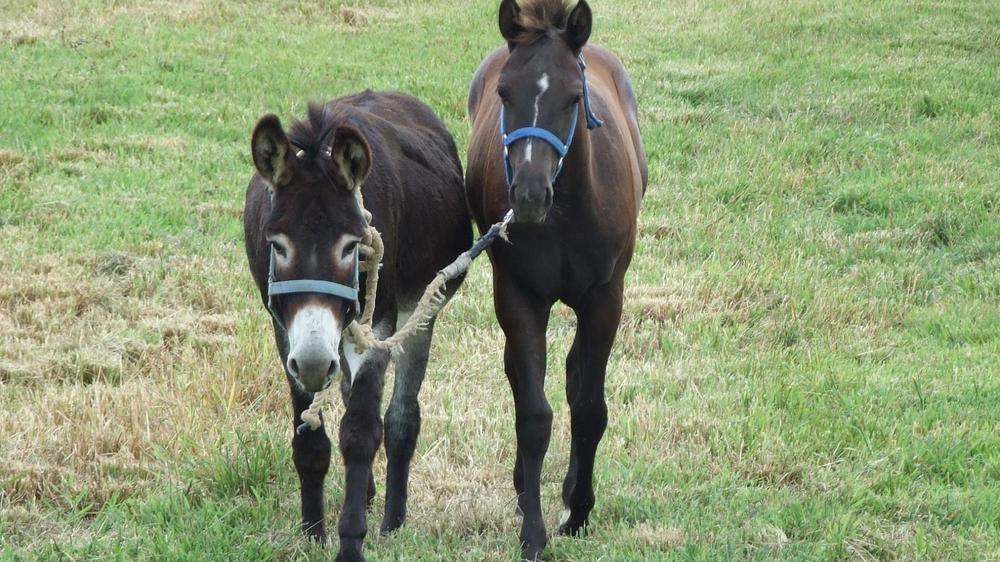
left=2, top=0, right=999, bottom=560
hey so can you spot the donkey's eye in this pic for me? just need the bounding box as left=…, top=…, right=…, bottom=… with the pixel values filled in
left=270, top=241, right=287, bottom=258
left=343, top=241, right=359, bottom=258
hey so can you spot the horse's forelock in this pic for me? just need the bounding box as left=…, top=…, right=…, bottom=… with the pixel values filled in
left=512, top=0, right=573, bottom=45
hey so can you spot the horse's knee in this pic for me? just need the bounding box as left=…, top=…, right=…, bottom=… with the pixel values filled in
left=515, top=402, right=553, bottom=456
left=570, top=399, right=608, bottom=442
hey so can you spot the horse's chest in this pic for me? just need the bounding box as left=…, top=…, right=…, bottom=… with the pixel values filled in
left=496, top=227, right=624, bottom=305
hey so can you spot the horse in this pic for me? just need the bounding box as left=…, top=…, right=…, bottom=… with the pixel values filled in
left=243, top=92, right=472, bottom=562
left=465, top=0, right=647, bottom=558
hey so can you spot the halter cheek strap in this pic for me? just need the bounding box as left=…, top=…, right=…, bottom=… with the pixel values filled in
left=266, top=246, right=361, bottom=330
left=499, top=53, right=603, bottom=188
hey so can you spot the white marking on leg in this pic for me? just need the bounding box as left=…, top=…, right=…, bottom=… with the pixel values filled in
left=560, top=508, right=571, bottom=526
left=524, top=73, right=550, bottom=164
left=342, top=339, right=366, bottom=384
left=395, top=309, right=413, bottom=332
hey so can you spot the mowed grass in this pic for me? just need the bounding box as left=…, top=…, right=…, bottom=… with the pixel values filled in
left=1, top=0, right=999, bottom=559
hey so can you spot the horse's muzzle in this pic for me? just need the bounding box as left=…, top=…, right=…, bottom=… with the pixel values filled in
left=510, top=181, right=553, bottom=224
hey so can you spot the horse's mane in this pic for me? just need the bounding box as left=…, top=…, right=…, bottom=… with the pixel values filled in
left=512, top=0, right=574, bottom=45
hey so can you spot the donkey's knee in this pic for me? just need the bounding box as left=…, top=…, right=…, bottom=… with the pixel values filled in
left=385, top=402, right=421, bottom=461
left=339, top=409, right=383, bottom=464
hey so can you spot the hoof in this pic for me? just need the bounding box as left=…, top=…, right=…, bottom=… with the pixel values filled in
left=520, top=544, right=544, bottom=561
left=557, top=509, right=588, bottom=537
left=334, top=551, right=365, bottom=562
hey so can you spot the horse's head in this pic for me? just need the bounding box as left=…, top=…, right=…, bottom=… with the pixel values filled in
left=496, top=0, right=592, bottom=223
left=251, top=108, right=371, bottom=392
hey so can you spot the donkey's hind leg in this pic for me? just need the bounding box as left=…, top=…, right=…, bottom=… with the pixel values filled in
left=381, top=313, right=435, bottom=534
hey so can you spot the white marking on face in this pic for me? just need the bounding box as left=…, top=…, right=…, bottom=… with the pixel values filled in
left=524, top=73, right=550, bottom=164
left=332, top=233, right=363, bottom=268
left=266, top=233, right=295, bottom=268
left=342, top=339, right=366, bottom=384
left=286, top=304, right=341, bottom=384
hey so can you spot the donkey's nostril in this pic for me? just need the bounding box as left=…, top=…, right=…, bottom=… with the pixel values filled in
left=288, top=358, right=300, bottom=378
left=326, top=361, right=338, bottom=379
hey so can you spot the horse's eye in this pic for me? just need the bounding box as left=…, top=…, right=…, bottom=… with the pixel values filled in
left=497, top=86, right=510, bottom=101
left=570, top=94, right=583, bottom=107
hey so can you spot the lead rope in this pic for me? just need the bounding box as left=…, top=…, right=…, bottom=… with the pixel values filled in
left=297, top=194, right=514, bottom=434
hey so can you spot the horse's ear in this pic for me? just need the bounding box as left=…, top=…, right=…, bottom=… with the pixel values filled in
left=329, top=126, right=372, bottom=192
left=498, top=0, right=523, bottom=50
left=251, top=114, right=291, bottom=189
left=565, top=0, right=592, bottom=52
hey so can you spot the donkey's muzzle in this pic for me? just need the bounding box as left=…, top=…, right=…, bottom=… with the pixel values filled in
left=287, top=339, right=339, bottom=392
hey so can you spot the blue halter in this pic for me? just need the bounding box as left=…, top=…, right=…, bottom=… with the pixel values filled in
left=266, top=245, right=361, bottom=330
left=499, top=53, right=604, bottom=187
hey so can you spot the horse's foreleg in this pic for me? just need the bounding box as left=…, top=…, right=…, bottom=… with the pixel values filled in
left=496, top=283, right=553, bottom=561
left=335, top=348, right=389, bottom=562
left=381, top=316, right=435, bottom=534
left=559, top=281, right=623, bottom=536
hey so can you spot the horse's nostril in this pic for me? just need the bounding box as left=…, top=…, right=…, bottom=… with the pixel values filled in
left=288, top=358, right=300, bottom=378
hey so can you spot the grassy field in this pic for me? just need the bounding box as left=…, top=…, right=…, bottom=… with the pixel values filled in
left=2, top=0, right=999, bottom=559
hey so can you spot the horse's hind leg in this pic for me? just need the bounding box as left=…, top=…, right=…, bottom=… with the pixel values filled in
left=559, top=281, right=623, bottom=537
left=381, top=314, right=435, bottom=534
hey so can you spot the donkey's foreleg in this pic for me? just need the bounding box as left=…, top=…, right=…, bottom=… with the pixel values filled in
left=335, top=347, right=389, bottom=562
left=289, top=383, right=333, bottom=541
left=382, top=315, right=435, bottom=534
left=496, top=283, right=553, bottom=561
left=559, top=281, right=623, bottom=537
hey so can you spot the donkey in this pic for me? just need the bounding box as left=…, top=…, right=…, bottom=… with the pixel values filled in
left=465, top=0, right=647, bottom=558
left=243, top=92, right=472, bottom=562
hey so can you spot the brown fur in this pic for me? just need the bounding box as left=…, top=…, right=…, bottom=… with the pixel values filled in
left=466, top=2, right=648, bottom=558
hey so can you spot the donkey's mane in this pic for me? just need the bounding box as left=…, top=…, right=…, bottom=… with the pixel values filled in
left=288, top=102, right=358, bottom=158
left=513, top=0, right=574, bottom=45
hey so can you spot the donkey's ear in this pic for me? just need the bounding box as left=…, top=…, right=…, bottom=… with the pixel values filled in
left=251, top=114, right=291, bottom=188
left=565, top=0, right=592, bottom=52
left=329, top=126, right=372, bottom=192
left=498, top=0, right=523, bottom=49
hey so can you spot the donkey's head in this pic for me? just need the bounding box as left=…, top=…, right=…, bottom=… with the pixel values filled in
left=496, top=0, right=592, bottom=223
left=251, top=107, right=372, bottom=392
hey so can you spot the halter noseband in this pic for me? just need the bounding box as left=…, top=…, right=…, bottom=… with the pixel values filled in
left=266, top=142, right=363, bottom=331
left=499, top=53, right=603, bottom=187
left=266, top=245, right=361, bottom=331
